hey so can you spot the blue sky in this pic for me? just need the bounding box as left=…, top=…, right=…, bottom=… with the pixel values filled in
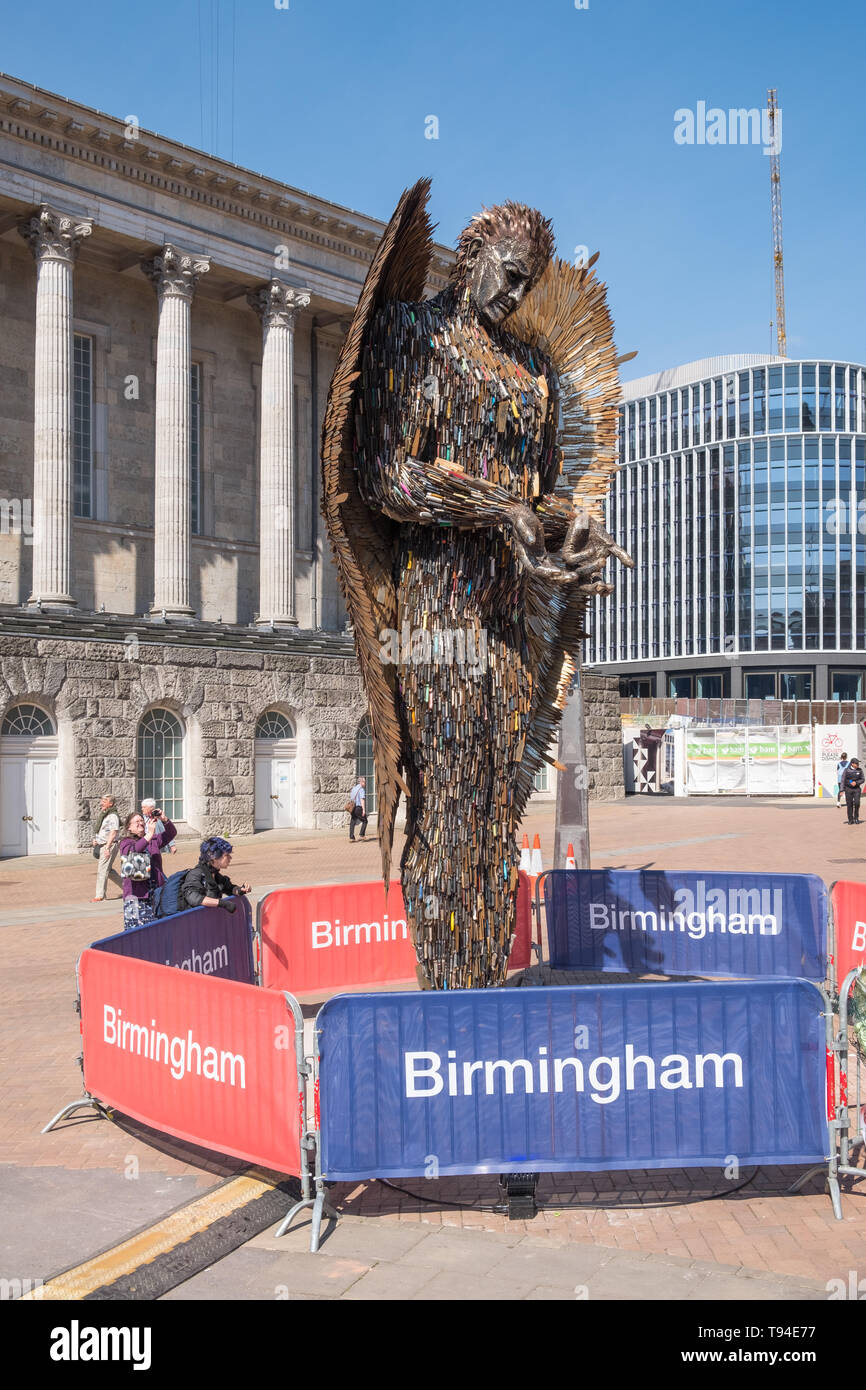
left=2, top=0, right=864, bottom=376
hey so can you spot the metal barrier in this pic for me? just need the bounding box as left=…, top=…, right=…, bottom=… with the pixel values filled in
left=44, top=949, right=310, bottom=1188
left=828, top=881, right=866, bottom=1000
left=306, top=979, right=839, bottom=1244
left=43, top=872, right=859, bottom=1256
left=533, top=868, right=827, bottom=980
left=257, top=875, right=533, bottom=995
left=91, top=898, right=256, bottom=985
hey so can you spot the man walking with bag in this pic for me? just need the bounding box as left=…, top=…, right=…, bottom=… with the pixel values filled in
left=347, top=776, right=368, bottom=842
left=842, top=757, right=865, bottom=825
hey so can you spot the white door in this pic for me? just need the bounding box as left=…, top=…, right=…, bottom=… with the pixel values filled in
left=27, top=759, right=56, bottom=853
left=254, top=757, right=273, bottom=830
left=0, top=757, right=27, bottom=856
left=271, top=759, right=295, bottom=829
left=0, top=753, right=56, bottom=855
left=254, top=753, right=296, bottom=830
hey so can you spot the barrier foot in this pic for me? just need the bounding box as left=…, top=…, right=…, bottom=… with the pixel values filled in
left=787, top=1163, right=827, bottom=1195
left=274, top=1197, right=315, bottom=1240
left=309, top=1191, right=340, bottom=1254
left=274, top=1188, right=339, bottom=1253
left=828, top=1173, right=843, bottom=1221
left=788, top=1164, right=845, bottom=1219
left=42, top=1096, right=106, bottom=1134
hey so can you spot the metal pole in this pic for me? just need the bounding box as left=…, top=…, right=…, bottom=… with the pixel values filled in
left=554, top=666, right=590, bottom=870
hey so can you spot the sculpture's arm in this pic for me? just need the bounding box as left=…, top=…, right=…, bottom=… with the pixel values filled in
left=356, top=304, right=526, bottom=532
left=376, top=453, right=525, bottom=531
left=355, top=307, right=610, bottom=586
left=532, top=364, right=634, bottom=586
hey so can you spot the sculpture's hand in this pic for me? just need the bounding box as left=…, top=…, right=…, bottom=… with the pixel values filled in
left=507, top=504, right=585, bottom=585
left=560, top=508, right=635, bottom=594
left=508, top=503, right=546, bottom=557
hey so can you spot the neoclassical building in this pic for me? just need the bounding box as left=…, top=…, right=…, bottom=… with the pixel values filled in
left=0, top=73, right=462, bottom=853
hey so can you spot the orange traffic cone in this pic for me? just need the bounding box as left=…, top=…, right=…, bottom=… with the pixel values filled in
left=530, top=834, right=544, bottom=877
left=519, top=833, right=532, bottom=873
left=565, top=843, right=576, bottom=871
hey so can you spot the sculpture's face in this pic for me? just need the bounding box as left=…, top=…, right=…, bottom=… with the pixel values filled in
left=465, top=235, right=537, bottom=327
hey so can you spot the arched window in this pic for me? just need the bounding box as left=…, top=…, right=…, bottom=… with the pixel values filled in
left=355, top=716, right=377, bottom=815
left=137, top=709, right=184, bottom=820
left=255, top=711, right=295, bottom=741
left=1, top=704, right=55, bottom=736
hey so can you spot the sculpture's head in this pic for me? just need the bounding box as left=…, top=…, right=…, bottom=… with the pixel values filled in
left=452, top=201, right=554, bottom=328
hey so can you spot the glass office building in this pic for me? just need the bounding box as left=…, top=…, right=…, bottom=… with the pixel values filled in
left=586, top=355, right=866, bottom=701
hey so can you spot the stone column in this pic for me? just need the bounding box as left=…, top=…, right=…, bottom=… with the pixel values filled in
left=141, top=244, right=210, bottom=616
left=247, top=281, right=310, bottom=627
left=18, top=204, right=93, bottom=608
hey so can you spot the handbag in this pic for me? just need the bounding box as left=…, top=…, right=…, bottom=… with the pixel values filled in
left=344, top=799, right=354, bottom=813
left=121, top=850, right=151, bottom=881
left=92, top=845, right=102, bottom=860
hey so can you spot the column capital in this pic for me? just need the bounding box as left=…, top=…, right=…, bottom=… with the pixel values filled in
left=141, top=243, right=210, bottom=303
left=18, top=204, right=93, bottom=264
left=247, top=280, right=311, bottom=331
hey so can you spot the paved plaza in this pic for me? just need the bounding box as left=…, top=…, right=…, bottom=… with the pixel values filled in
left=2, top=795, right=865, bottom=1300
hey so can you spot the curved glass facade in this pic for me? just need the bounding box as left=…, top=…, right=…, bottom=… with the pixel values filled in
left=587, top=356, right=866, bottom=698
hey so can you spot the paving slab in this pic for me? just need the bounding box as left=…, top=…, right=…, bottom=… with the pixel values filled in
left=0, top=1165, right=215, bottom=1284
left=398, top=1225, right=525, bottom=1274
left=162, top=1248, right=371, bottom=1300
left=409, top=1270, right=537, bottom=1300
left=340, top=1263, right=442, bottom=1300
left=485, top=1238, right=617, bottom=1286
left=249, top=1213, right=431, bottom=1262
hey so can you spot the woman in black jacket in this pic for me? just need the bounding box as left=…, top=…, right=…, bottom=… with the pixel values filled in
left=182, top=837, right=251, bottom=910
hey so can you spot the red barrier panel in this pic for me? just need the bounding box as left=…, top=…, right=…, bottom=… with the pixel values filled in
left=513, top=874, right=532, bottom=971
left=79, top=949, right=301, bottom=1175
left=261, top=873, right=532, bottom=994
left=830, top=881, right=866, bottom=983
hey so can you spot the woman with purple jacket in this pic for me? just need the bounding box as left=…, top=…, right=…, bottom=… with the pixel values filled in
left=118, top=808, right=177, bottom=930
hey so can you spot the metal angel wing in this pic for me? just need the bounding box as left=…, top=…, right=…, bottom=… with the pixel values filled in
left=507, top=256, right=635, bottom=805
left=320, top=178, right=435, bottom=890
left=507, top=252, right=634, bottom=518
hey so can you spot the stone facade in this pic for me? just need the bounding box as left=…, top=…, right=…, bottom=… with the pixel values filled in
left=583, top=671, right=625, bottom=801
left=0, top=623, right=366, bottom=849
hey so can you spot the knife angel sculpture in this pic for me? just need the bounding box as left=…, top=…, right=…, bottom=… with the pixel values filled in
left=321, top=177, right=632, bottom=988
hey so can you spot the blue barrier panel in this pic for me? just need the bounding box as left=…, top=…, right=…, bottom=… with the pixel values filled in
left=543, top=869, right=827, bottom=980
left=318, top=980, right=827, bottom=1180
left=91, top=899, right=255, bottom=985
